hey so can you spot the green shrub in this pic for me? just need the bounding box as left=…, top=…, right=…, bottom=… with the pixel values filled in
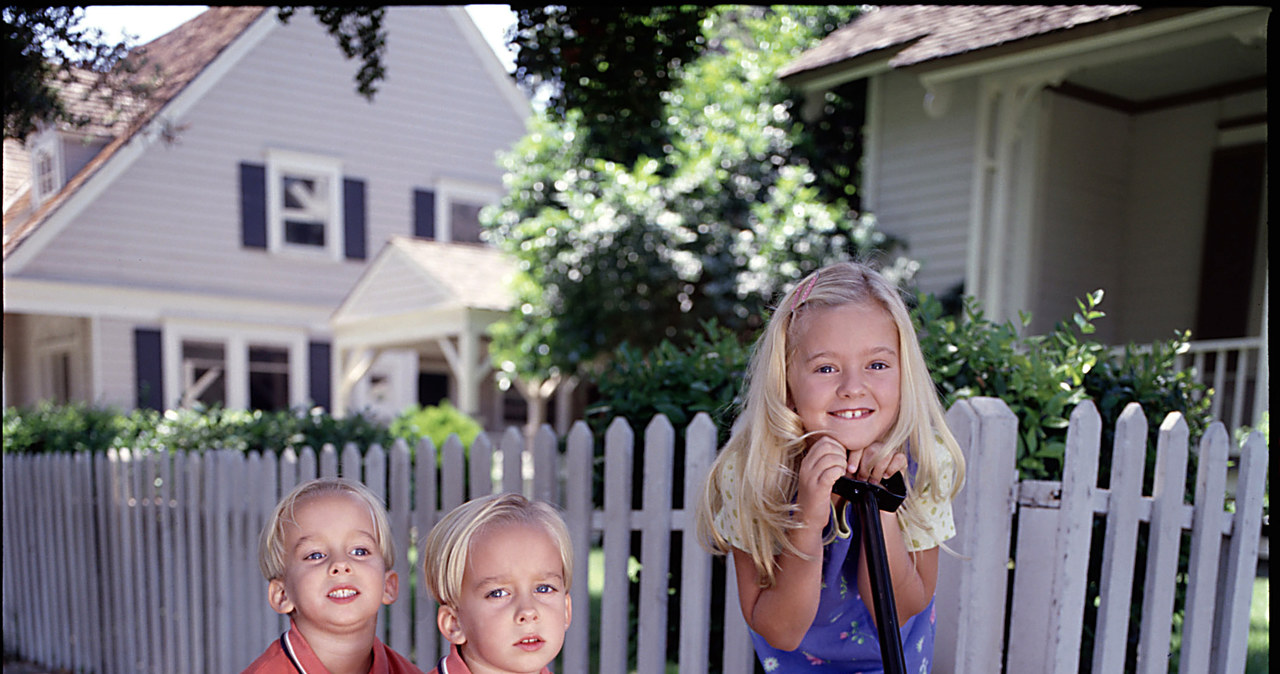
left=389, top=400, right=482, bottom=450
left=587, top=319, right=750, bottom=445
left=914, top=289, right=1211, bottom=481
left=2, top=403, right=394, bottom=455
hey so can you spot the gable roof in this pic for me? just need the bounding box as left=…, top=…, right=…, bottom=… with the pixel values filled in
left=779, top=5, right=1144, bottom=85
left=335, top=236, right=515, bottom=318
left=331, top=237, right=515, bottom=346
left=2, top=7, right=268, bottom=259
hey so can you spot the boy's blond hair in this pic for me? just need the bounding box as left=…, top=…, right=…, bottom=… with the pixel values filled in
left=258, top=478, right=397, bottom=581
left=423, top=492, right=573, bottom=607
left=695, top=261, right=966, bottom=588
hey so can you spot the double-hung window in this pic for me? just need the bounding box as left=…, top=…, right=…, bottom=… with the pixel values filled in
left=416, top=178, right=498, bottom=243
left=169, top=327, right=306, bottom=412
left=266, top=149, right=343, bottom=259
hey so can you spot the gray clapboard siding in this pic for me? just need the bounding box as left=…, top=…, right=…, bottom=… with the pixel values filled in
left=2, top=401, right=1268, bottom=673
left=872, top=71, right=977, bottom=297
left=22, top=6, right=522, bottom=310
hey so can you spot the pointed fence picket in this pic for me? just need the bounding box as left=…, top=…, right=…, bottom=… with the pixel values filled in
left=1, top=400, right=1268, bottom=673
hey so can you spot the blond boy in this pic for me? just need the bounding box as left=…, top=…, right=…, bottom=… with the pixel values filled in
left=423, top=493, right=573, bottom=674
left=243, top=478, right=421, bottom=674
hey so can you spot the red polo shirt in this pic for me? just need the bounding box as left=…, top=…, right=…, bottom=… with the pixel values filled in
left=242, top=620, right=422, bottom=674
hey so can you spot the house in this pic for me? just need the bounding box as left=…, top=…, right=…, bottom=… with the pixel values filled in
left=780, top=5, right=1268, bottom=427
left=2, top=6, right=530, bottom=429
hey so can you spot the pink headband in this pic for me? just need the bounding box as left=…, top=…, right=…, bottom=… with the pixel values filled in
left=790, top=274, right=818, bottom=312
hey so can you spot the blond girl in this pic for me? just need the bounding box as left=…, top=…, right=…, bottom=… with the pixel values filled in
left=696, top=261, right=965, bottom=672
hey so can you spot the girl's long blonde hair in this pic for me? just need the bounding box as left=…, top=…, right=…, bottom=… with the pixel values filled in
left=694, top=261, right=965, bottom=588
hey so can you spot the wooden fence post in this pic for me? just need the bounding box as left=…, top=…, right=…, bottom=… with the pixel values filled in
left=678, top=413, right=716, bottom=674
left=562, top=421, right=594, bottom=674
left=937, top=396, right=1018, bottom=674
left=413, top=436, right=440, bottom=669
left=637, top=415, right=675, bottom=674
left=1137, top=413, right=1190, bottom=673
left=1212, top=427, right=1269, bottom=674
left=600, top=417, right=634, bottom=674
left=1091, top=402, right=1148, bottom=672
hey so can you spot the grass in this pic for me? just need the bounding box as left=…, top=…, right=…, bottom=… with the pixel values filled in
left=1245, top=575, right=1269, bottom=673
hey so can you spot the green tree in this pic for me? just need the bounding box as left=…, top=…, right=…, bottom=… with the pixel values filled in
left=487, top=6, right=906, bottom=425
left=3, top=6, right=386, bottom=142
left=510, top=6, right=709, bottom=166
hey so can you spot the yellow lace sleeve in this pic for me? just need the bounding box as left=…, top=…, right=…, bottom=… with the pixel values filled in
left=711, top=453, right=747, bottom=550
left=899, top=444, right=957, bottom=552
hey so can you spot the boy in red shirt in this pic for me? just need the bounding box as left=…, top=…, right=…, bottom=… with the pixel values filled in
left=243, top=478, right=421, bottom=674
left=422, top=493, right=573, bottom=674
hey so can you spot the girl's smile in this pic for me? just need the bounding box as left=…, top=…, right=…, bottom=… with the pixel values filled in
left=788, top=300, right=901, bottom=453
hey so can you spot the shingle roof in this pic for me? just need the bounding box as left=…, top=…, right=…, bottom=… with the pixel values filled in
left=391, top=237, right=516, bottom=312
left=3, top=7, right=267, bottom=258
left=779, top=5, right=1142, bottom=81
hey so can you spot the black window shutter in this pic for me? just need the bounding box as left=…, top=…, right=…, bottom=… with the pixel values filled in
left=413, top=189, right=435, bottom=239
left=343, top=178, right=367, bottom=260
left=240, top=162, right=267, bottom=249
left=134, top=328, right=164, bottom=410
left=308, top=341, right=332, bottom=411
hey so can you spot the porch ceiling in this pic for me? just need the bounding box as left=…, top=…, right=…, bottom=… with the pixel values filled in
left=1062, top=32, right=1267, bottom=107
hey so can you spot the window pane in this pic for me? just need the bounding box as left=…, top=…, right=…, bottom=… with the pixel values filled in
left=283, top=176, right=319, bottom=209
left=450, top=202, right=484, bottom=243
left=249, top=346, right=289, bottom=411
left=285, top=219, right=326, bottom=245
left=182, top=341, right=226, bottom=408
left=280, top=172, right=329, bottom=248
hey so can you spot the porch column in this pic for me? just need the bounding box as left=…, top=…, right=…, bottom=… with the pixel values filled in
left=962, top=71, right=1062, bottom=323
left=437, top=321, right=492, bottom=420
left=333, top=345, right=380, bottom=417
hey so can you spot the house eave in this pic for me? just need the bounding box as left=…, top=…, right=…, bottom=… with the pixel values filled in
left=912, top=6, right=1268, bottom=89
left=781, top=51, right=895, bottom=95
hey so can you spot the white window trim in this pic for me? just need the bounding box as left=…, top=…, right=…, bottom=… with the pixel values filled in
left=265, top=149, right=344, bottom=260
left=163, top=321, right=308, bottom=411
left=30, top=130, right=64, bottom=205
left=434, top=177, right=500, bottom=243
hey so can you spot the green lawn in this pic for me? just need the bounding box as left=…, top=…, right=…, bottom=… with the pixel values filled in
left=1246, top=575, right=1269, bottom=673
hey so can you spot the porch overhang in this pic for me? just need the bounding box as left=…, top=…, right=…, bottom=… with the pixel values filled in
left=329, top=236, right=515, bottom=418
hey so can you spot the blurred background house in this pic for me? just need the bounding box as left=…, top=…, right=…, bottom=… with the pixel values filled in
left=3, top=6, right=531, bottom=430
left=781, top=5, right=1268, bottom=429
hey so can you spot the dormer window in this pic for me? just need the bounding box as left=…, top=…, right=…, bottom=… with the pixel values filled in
left=266, top=149, right=343, bottom=259
left=30, top=134, right=64, bottom=204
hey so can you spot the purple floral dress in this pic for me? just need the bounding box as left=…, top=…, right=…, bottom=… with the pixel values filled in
left=749, top=501, right=938, bottom=674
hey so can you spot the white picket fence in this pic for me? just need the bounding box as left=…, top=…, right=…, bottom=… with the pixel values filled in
left=2, top=398, right=1269, bottom=673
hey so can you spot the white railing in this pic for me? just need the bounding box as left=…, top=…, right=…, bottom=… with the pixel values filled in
left=2, top=400, right=1269, bottom=673
left=1116, top=336, right=1268, bottom=430
left=1178, top=337, right=1268, bottom=430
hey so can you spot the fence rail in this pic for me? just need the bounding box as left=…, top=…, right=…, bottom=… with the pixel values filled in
left=2, top=398, right=1269, bottom=673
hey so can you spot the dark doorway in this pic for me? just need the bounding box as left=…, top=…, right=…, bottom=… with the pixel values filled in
left=418, top=372, right=450, bottom=407
left=1194, top=142, right=1265, bottom=340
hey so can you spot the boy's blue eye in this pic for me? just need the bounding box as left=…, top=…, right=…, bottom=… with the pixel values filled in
left=351, top=547, right=370, bottom=557
left=535, top=584, right=557, bottom=594
left=304, top=552, right=325, bottom=561
left=817, top=365, right=836, bottom=374
left=869, top=362, right=888, bottom=370
left=485, top=588, right=509, bottom=599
